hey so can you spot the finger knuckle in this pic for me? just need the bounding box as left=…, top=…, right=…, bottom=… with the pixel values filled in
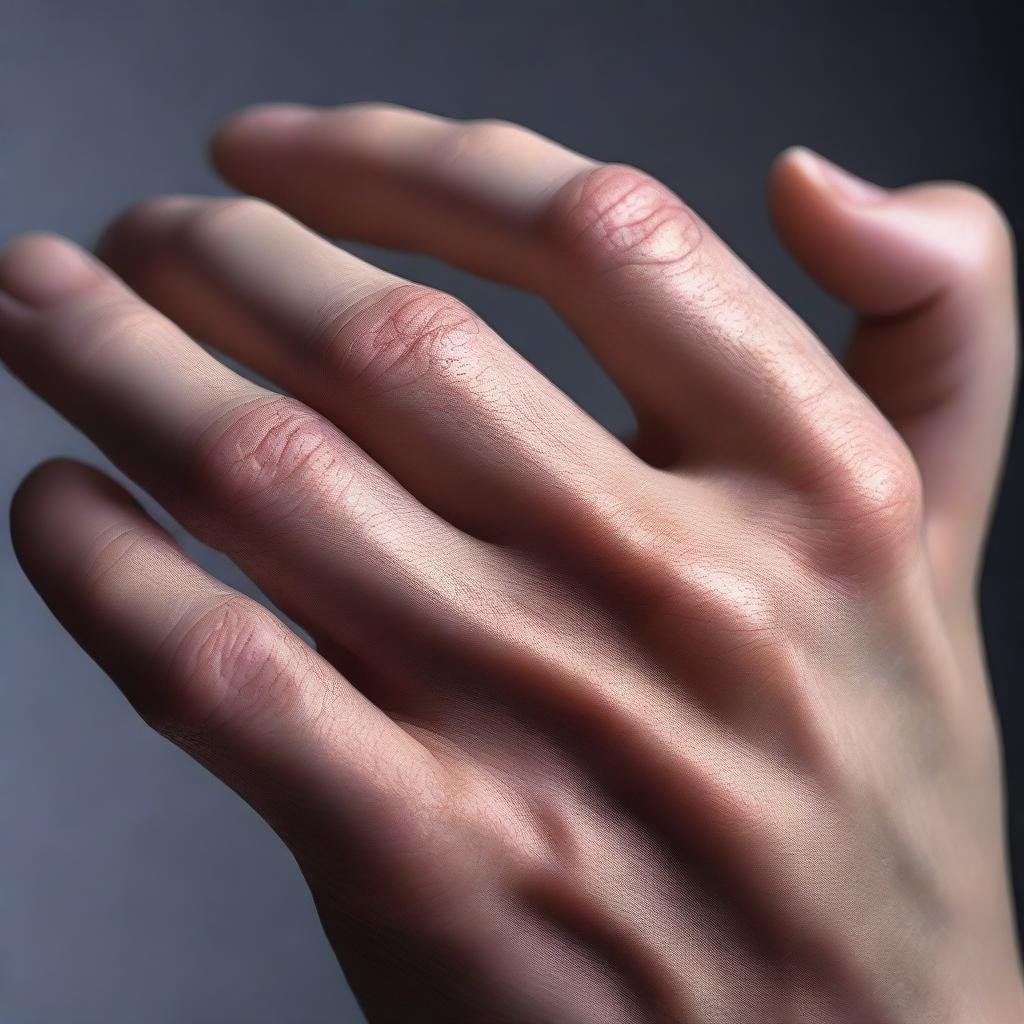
left=82, top=523, right=157, bottom=602
left=316, top=284, right=482, bottom=397
left=177, top=195, right=275, bottom=246
left=955, top=185, right=1014, bottom=245
left=438, top=117, right=533, bottom=164
left=325, top=102, right=415, bottom=140
left=575, top=497, right=786, bottom=660
left=809, top=435, right=925, bottom=579
left=578, top=501, right=850, bottom=774
left=49, top=293, right=161, bottom=368
left=544, top=164, right=703, bottom=275
left=934, top=184, right=1015, bottom=275
left=154, top=596, right=301, bottom=735
left=108, top=194, right=275, bottom=257
left=196, top=397, right=357, bottom=519
left=650, top=552, right=795, bottom=683
left=665, top=562, right=786, bottom=668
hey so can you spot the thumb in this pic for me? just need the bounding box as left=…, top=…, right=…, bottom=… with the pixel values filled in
left=769, top=147, right=1018, bottom=600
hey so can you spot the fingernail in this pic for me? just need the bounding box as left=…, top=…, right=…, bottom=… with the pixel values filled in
left=0, top=233, right=104, bottom=308
left=790, top=146, right=888, bottom=204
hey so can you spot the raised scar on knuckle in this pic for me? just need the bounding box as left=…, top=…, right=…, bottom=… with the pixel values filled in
left=547, top=166, right=703, bottom=272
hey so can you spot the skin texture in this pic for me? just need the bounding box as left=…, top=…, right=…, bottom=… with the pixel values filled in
left=0, top=103, right=1021, bottom=1022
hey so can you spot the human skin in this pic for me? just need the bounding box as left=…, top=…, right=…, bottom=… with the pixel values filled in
left=0, top=103, right=1021, bottom=1023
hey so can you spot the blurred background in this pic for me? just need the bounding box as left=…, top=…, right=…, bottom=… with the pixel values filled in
left=1, top=2, right=1021, bottom=1021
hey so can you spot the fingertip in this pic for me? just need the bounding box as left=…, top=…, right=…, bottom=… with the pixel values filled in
left=13, top=458, right=99, bottom=523
left=790, top=146, right=888, bottom=204
left=13, top=457, right=133, bottom=508
left=769, top=145, right=817, bottom=184
left=767, top=147, right=812, bottom=225
left=772, top=148, right=1014, bottom=310
left=0, top=233, right=107, bottom=309
left=768, top=148, right=954, bottom=313
left=11, top=460, right=138, bottom=561
left=209, top=103, right=318, bottom=174
left=96, top=194, right=208, bottom=267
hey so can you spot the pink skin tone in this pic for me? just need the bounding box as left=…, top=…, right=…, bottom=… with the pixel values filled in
left=0, top=104, right=1020, bottom=1022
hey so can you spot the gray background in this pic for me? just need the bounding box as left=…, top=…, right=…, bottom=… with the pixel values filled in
left=2, top=2, right=1021, bottom=1022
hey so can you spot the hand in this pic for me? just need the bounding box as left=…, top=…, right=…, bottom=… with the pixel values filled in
left=1, top=104, right=1020, bottom=1023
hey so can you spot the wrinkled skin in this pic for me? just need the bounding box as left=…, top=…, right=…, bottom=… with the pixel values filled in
left=1, top=104, right=1021, bottom=1023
